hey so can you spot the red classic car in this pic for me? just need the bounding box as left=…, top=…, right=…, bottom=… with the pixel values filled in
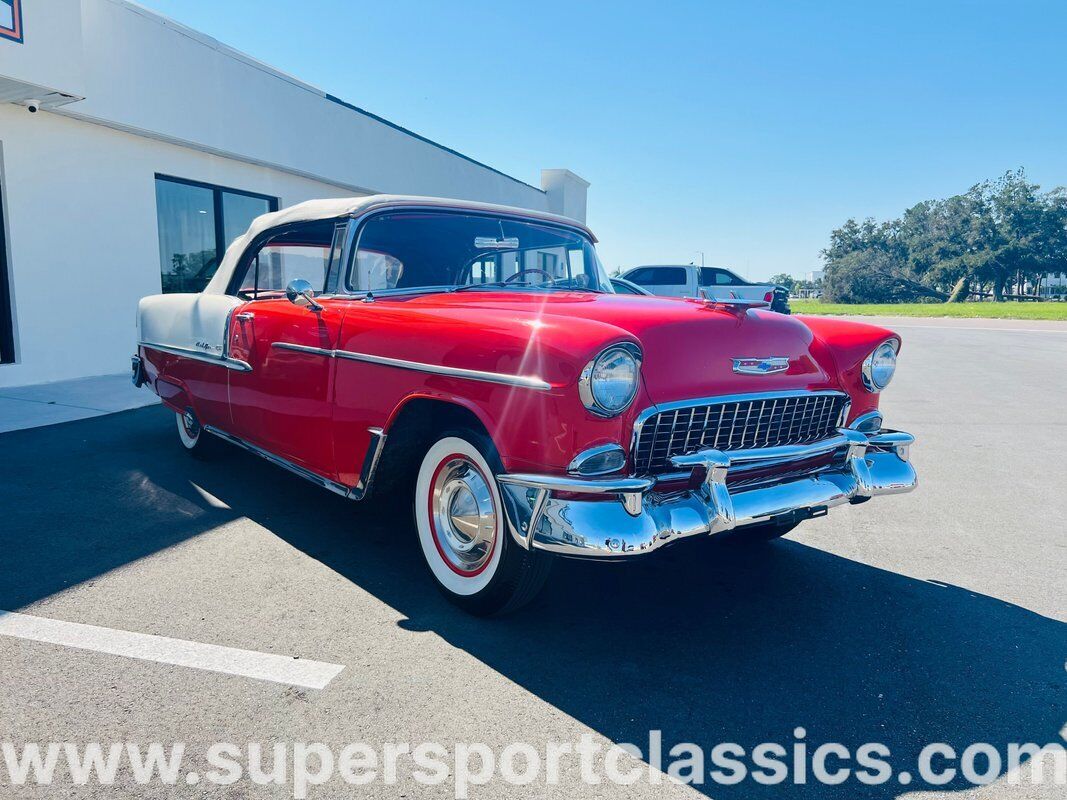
left=134, top=196, right=916, bottom=615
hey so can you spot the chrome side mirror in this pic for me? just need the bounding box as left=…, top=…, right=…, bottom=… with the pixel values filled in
left=286, top=279, right=323, bottom=312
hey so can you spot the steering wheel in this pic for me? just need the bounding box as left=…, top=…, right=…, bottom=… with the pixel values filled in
left=504, top=268, right=555, bottom=284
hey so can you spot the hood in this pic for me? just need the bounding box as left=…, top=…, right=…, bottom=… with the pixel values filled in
left=353, top=292, right=841, bottom=405
left=545, top=295, right=838, bottom=404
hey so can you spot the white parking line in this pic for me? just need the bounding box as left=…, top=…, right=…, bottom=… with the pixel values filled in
left=0, top=610, right=345, bottom=689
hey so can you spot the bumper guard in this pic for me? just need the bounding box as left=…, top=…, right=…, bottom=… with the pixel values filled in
left=497, top=427, right=916, bottom=558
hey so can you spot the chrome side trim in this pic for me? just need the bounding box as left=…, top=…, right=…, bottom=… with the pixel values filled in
left=205, top=425, right=351, bottom=497
left=140, top=341, right=252, bottom=372
left=203, top=424, right=386, bottom=502
left=272, top=342, right=552, bottom=390
left=349, top=427, right=386, bottom=500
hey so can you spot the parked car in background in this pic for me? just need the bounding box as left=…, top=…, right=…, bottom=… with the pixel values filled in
left=622, top=264, right=790, bottom=313
left=134, top=195, right=915, bottom=616
left=609, top=276, right=652, bottom=295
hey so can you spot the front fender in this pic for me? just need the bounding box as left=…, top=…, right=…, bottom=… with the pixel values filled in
left=333, top=302, right=642, bottom=479
left=797, top=315, right=901, bottom=420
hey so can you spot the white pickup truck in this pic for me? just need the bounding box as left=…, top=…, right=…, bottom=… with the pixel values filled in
left=620, top=264, right=790, bottom=313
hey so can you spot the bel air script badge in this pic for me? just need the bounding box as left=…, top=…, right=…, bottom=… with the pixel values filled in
left=732, top=357, right=790, bottom=375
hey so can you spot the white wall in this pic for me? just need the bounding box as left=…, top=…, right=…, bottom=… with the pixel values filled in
left=0, top=0, right=589, bottom=388
left=0, top=0, right=86, bottom=98
left=0, top=0, right=553, bottom=208
left=542, top=170, right=590, bottom=225
left=0, top=106, right=361, bottom=387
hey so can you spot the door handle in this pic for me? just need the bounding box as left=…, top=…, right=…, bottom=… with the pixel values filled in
left=235, top=312, right=255, bottom=321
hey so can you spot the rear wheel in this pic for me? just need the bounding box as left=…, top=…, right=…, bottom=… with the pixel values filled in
left=414, top=431, right=552, bottom=615
left=175, top=407, right=222, bottom=459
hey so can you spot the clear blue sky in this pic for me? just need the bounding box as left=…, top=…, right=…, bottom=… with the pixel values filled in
left=137, top=0, right=1067, bottom=280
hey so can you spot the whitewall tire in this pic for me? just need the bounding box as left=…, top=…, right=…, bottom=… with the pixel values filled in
left=175, top=407, right=220, bottom=459
left=414, top=431, right=551, bottom=615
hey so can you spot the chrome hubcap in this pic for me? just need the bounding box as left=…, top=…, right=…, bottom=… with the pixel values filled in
left=182, top=410, right=200, bottom=438
left=430, top=457, right=497, bottom=574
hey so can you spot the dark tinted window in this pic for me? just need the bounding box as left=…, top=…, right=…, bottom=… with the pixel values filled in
left=155, top=176, right=277, bottom=294
left=156, top=180, right=216, bottom=294
left=627, top=267, right=688, bottom=286
left=700, top=268, right=742, bottom=286
left=222, top=191, right=273, bottom=249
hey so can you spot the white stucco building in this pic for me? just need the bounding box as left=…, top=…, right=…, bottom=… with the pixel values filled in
left=1039, top=271, right=1067, bottom=298
left=0, top=0, right=588, bottom=388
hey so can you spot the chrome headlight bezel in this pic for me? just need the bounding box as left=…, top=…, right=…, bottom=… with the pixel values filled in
left=579, top=343, right=642, bottom=417
left=861, top=339, right=899, bottom=393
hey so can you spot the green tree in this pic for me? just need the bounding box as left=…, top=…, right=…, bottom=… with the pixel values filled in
left=769, top=273, right=797, bottom=293
left=822, top=169, right=1067, bottom=303
left=971, top=171, right=1067, bottom=300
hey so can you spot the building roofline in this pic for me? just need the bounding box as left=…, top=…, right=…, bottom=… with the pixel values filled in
left=323, top=95, right=542, bottom=194
left=111, top=0, right=543, bottom=194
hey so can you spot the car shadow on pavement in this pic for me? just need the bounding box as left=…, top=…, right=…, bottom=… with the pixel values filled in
left=2, top=405, right=1064, bottom=799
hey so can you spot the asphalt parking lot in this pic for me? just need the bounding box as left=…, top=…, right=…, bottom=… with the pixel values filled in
left=1, top=317, right=1065, bottom=799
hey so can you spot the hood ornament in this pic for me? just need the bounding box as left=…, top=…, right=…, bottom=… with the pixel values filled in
left=732, top=357, right=790, bottom=375
left=687, top=288, right=770, bottom=313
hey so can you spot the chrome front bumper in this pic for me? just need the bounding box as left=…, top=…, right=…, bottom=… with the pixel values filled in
left=497, top=428, right=916, bottom=558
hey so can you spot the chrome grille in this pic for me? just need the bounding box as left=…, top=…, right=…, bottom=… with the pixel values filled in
left=633, top=392, right=849, bottom=474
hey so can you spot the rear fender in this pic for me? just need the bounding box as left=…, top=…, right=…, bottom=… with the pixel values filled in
left=154, top=376, right=193, bottom=416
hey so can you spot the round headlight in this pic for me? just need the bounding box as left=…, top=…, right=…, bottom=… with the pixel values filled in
left=579, top=345, right=641, bottom=416
left=862, top=339, right=898, bottom=392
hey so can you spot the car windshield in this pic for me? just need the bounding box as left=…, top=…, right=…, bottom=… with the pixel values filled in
left=347, top=211, right=613, bottom=295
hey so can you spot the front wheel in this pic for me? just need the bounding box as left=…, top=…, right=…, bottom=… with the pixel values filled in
left=414, top=431, right=552, bottom=615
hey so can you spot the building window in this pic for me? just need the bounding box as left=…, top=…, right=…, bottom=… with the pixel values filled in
left=155, top=175, right=277, bottom=294
left=0, top=161, right=13, bottom=364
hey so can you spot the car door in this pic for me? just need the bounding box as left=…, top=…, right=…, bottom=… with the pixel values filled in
left=226, top=221, right=347, bottom=479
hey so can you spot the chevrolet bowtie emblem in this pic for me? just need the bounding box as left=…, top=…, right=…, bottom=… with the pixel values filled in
left=732, top=357, right=790, bottom=375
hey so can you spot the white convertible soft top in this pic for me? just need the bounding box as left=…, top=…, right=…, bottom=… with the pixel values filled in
left=203, top=194, right=596, bottom=295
